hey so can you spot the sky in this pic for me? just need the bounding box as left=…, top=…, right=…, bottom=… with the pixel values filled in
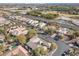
left=0, top=0, right=79, bottom=3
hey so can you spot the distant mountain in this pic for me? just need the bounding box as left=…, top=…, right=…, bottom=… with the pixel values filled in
left=0, top=3, right=79, bottom=8
left=47, top=3, right=79, bottom=6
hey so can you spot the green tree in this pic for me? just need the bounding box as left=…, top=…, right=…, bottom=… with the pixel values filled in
left=0, top=44, right=5, bottom=55
left=0, top=24, right=15, bottom=42
left=17, top=34, right=27, bottom=45
left=0, top=25, right=11, bottom=41
left=34, top=47, right=48, bottom=56
left=27, top=29, right=37, bottom=38
left=0, top=44, right=4, bottom=51
left=42, top=13, right=59, bottom=19
left=45, top=28, right=56, bottom=35
left=50, top=43, right=57, bottom=51
left=73, top=31, right=79, bottom=37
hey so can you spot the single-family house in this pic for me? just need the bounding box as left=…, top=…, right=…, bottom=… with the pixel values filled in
left=9, top=26, right=28, bottom=36
left=38, top=22, right=46, bottom=28
left=27, top=36, right=51, bottom=50
left=4, top=45, right=29, bottom=56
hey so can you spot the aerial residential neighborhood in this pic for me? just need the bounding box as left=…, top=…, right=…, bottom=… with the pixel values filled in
left=0, top=3, right=79, bottom=56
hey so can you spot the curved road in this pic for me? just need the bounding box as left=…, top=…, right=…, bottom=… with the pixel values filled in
left=38, top=34, right=70, bottom=56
